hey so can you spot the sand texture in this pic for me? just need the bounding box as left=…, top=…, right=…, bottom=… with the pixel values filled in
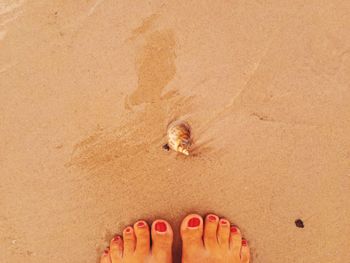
left=1, top=1, right=350, bottom=262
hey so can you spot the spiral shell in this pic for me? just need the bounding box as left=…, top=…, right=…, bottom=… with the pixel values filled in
left=167, top=120, right=192, bottom=155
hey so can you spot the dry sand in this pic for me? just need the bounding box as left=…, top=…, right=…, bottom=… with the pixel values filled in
left=1, top=1, right=350, bottom=262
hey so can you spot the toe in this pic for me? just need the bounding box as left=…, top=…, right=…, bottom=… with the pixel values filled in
left=203, top=214, right=219, bottom=250
left=100, top=248, right=111, bottom=263
left=151, top=220, right=173, bottom=262
left=217, top=218, right=230, bottom=249
left=240, top=239, right=250, bottom=263
left=123, top=226, right=136, bottom=257
left=180, top=214, right=204, bottom=249
left=110, top=235, right=123, bottom=262
left=133, top=220, right=150, bottom=256
left=229, top=225, right=242, bottom=257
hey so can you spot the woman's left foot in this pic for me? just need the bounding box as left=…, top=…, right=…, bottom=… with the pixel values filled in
left=100, top=219, right=173, bottom=263
left=180, top=213, right=250, bottom=263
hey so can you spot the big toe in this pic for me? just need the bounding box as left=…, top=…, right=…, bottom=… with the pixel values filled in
left=151, top=220, right=173, bottom=263
left=180, top=214, right=204, bottom=251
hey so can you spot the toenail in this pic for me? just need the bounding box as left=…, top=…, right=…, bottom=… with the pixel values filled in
left=155, top=221, right=167, bottom=232
left=125, top=227, right=132, bottom=233
left=137, top=221, right=146, bottom=228
left=230, top=226, right=238, bottom=233
left=220, top=219, right=228, bottom=225
left=103, top=249, right=109, bottom=255
left=188, top=217, right=201, bottom=228
left=113, top=235, right=120, bottom=241
left=242, top=239, right=248, bottom=246
left=208, top=215, right=217, bottom=222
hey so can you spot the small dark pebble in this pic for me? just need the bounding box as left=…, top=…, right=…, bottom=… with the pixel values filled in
left=295, top=219, right=304, bottom=228
left=162, top=144, right=170, bottom=151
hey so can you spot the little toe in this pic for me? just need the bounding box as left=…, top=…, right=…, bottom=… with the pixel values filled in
left=217, top=218, right=230, bottom=249
left=180, top=214, right=204, bottom=249
left=240, top=239, right=250, bottom=263
left=133, top=220, right=150, bottom=256
left=123, top=226, right=136, bottom=257
left=204, top=214, right=219, bottom=250
left=151, top=220, right=173, bottom=263
left=100, top=248, right=111, bottom=263
left=229, top=225, right=242, bottom=257
left=109, top=235, right=123, bottom=262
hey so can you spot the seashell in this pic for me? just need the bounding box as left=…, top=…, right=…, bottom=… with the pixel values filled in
left=166, top=120, right=192, bottom=155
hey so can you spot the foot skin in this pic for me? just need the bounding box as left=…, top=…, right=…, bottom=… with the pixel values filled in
left=100, top=220, right=173, bottom=263
left=181, top=214, right=250, bottom=263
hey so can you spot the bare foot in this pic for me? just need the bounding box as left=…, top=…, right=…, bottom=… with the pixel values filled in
left=181, top=214, right=250, bottom=263
left=100, top=220, right=173, bottom=263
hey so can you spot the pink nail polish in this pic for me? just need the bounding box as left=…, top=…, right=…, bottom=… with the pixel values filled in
left=208, top=215, right=217, bottom=222
left=188, top=217, right=200, bottom=227
left=137, top=221, right=146, bottom=227
left=242, top=239, right=248, bottom=246
left=230, top=226, right=238, bottom=233
left=220, top=220, right=228, bottom=225
left=155, top=222, right=167, bottom=232
left=113, top=235, right=120, bottom=241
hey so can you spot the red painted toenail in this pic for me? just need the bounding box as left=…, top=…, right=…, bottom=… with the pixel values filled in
left=113, top=235, right=120, bottom=241
left=208, top=215, right=217, bottom=222
left=242, top=239, right=248, bottom=246
left=155, top=222, right=167, bottom=232
left=103, top=249, right=109, bottom=254
left=230, top=226, right=238, bottom=233
left=188, top=217, right=200, bottom=227
left=137, top=221, right=146, bottom=227
left=220, top=220, right=228, bottom=225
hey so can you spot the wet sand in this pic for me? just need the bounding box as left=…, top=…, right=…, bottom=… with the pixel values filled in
left=1, top=1, right=350, bottom=262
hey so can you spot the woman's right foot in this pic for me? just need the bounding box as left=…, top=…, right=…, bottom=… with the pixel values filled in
left=181, top=214, right=250, bottom=263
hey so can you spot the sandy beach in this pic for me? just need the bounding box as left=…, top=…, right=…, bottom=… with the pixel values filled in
left=1, top=0, right=350, bottom=262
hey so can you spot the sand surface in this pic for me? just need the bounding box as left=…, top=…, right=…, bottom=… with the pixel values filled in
left=1, top=1, right=350, bottom=262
